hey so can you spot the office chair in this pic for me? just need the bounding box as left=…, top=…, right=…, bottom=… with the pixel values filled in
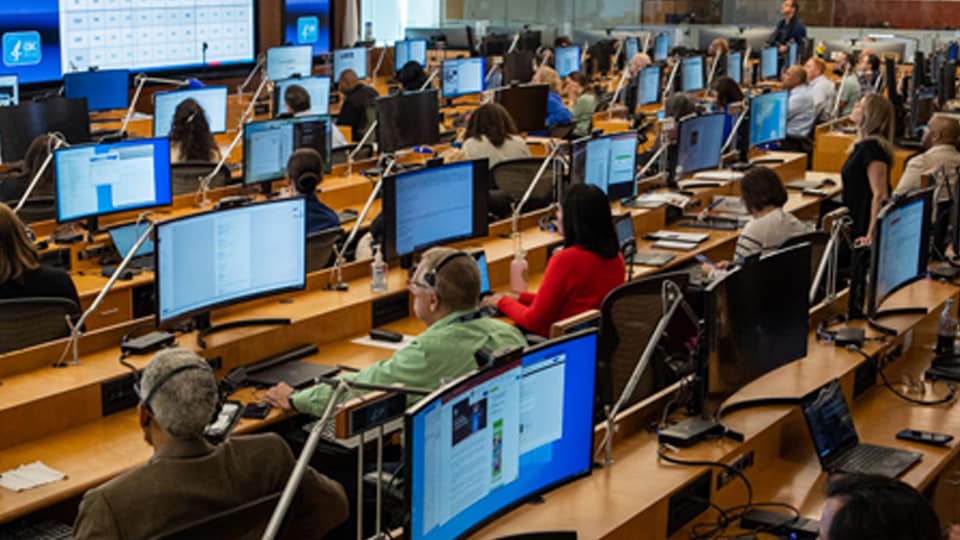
left=489, top=158, right=560, bottom=213
left=782, top=232, right=828, bottom=283
left=331, top=143, right=375, bottom=165
left=548, top=123, right=576, bottom=140
left=438, top=129, right=458, bottom=144
left=0, top=297, right=80, bottom=354
left=307, top=226, right=344, bottom=272
left=171, top=162, right=231, bottom=196
left=149, top=492, right=287, bottom=540
left=494, top=532, right=577, bottom=540
left=7, top=196, right=56, bottom=223
left=596, top=272, right=693, bottom=420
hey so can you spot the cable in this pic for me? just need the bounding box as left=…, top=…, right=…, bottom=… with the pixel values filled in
left=847, top=345, right=957, bottom=406
left=656, top=446, right=753, bottom=507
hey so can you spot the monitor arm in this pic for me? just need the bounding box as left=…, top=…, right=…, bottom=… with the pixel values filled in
left=120, top=73, right=193, bottom=136
left=13, top=133, right=68, bottom=214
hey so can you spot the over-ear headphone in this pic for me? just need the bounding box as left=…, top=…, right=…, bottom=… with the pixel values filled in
left=295, top=171, right=321, bottom=194
left=134, top=363, right=221, bottom=424
left=422, top=251, right=471, bottom=288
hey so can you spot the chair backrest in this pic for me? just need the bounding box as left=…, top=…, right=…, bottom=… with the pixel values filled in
left=331, top=143, right=374, bottom=165
left=307, top=226, right=344, bottom=272
left=149, top=492, right=284, bottom=540
left=548, top=123, right=576, bottom=140
left=0, top=297, right=80, bottom=353
left=171, top=162, right=230, bottom=196
left=597, top=272, right=693, bottom=417
left=10, top=196, right=56, bottom=223
left=489, top=158, right=559, bottom=211
left=549, top=309, right=601, bottom=338
left=494, top=532, right=577, bottom=540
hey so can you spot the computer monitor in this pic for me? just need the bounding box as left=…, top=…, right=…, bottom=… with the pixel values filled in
left=156, top=198, right=307, bottom=326
left=243, top=115, right=332, bottom=187
left=0, top=98, right=91, bottom=163
left=273, top=76, right=331, bottom=117
left=54, top=138, right=173, bottom=224
left=675, top=113, right=726, bottom=177
left=861, top=38, right=909, bottom=62
left=282, top=0, right=333, bottom=57
left=726, top=52, right=742, bottom=85
left=442, top=58, right=486, bottom=98
left=109, top=221, right=155, bottom=259
left=0, top=75, right=17, bottom=107
left=654, top=34, right=670, bottom=62
left=554, top=46, right=581, bottom=78
left=153, top=86, right=228, bottom=138
left=395, top=39, right=428, bottom=72
left=940, top=61, right=957, bottom=104
left=375, top=90, right=440, bottom=154
left=638, top=66, right=661, bottom=106
left=495, top=84, right=549, bottom=133
left=405, top=330, right=598, bottom=540
left=760, top=46, right=779, bottom=80
left=470, top=250, right=491, bottom=296
left=705, top=243, right=810, bottom=403
left=950, top=42, right=959, bottom=62
left=570, top=131, right=638, bottom=201
left=266, top=45, right=314, bottom=81
left=787, top=42, right=798, bottom=67
left=382, top=159, right=489, bottom=260
left=868, top=189, right=933, bottom=316
left=502, top=51, right=535, bottom=85
left=681, top=56, right=704, bottom=93
left=334, top=47, right=368, bottom=82
left=624, top=37, right=640, bottom=64
left=748, top=90, right=788, bottom=148
left=64, top=70, right=130, bottom=112
left=910, top=88, right=936, bottom=135
left=614, top=214, right=636, bottom=255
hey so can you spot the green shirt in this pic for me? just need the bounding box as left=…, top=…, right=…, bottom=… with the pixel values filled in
left=572, top=93, right=597, bottom=138
left=290, top=310, right=527, bottom=416
left=839, top=74, right=861, bottom=117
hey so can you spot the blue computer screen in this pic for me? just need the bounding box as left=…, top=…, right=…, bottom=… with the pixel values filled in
left=282, top=0, right=332, bottom=57
left=267, top=45, right=313, bottom=81
left=109, top=221, right=155, bottom=259
left=408, top=331, right=597, bottom=540
left=473, top=251, right=491, bottom=293
left=153, top=86, right=228, bottom=138
left=950, top=43, right=959, bottom=62
left=0, top=74, right=18, bottom=106
left=624, top=37, right=639, bottom=63
left=64, top=70, right=129, bottom=111
left=676, top=113, right=726, bottom=176
left=749, top=91, right=788, bottom=147
left=442, top=58, right=485, bottom=98
left=554, top=46, right=581, bottom=78
left=274, top=76, right=331, bottom=117
left=334, top=47, right=368, bottom=81
left=156, top=198, right=307, bottom=324
left=727, top=52, right=742, bottom=84
left=55, top=138, right=172, bottom=223
left=393, top=161, right=475, bottom=256
left=682, top=56, right=704, bottom=93
left=638, top=66, right=661, bottom=105
left=788, top=42, right=798, bottom=67
left=243, top=115, right=332, bottom=184
left=575, top=132, right=637, bottom=199
left=395, top=39, right=428, bottom=72
left=875, top=197, right=926, bottom=302
left=761, top=47, right=779, bottom=79
left=654, top=35, right=670, bottom=62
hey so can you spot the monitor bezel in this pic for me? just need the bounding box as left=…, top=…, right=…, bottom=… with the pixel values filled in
left=441, top=57, right=487, bottom=98
left=494, top=83, right=549, bottom=133
left=152, top=86, right=229, bottom=138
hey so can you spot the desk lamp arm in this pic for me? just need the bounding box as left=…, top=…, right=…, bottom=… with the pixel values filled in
left=13, top=134, right=67, bottom=214
left=120, top=74, right=192, bottom=135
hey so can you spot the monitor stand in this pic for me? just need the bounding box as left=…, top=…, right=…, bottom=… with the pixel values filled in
left=85, top=216, right=101, bottom=241
left=868, top=306, right=929, bottom=336
left=194, top=312, right=292, bottom=349
left=259, top=181, right=279, bottom=198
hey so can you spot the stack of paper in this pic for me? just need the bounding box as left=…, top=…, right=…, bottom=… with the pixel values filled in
left=0, top=462, right=66, bottom=492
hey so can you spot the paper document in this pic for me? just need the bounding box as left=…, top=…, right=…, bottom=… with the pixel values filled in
left=0, top=462, right=66, bottom=492
left=352, top=334, right=416, bottom=351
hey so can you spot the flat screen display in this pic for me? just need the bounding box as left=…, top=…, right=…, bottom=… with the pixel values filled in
left=153, top=86, right=228, bottom=138
left=282, top=0, right=332, bottom=57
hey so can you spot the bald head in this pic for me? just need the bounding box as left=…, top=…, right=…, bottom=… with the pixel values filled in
left=782, top=65, right=807, bottom=89
left=629, top=53, right=652, bottom=76
left=925, top=116, right=960, bottom=148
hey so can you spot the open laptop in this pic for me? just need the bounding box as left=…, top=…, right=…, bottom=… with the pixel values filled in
left=107, top=222, right=156, bottom=270
left=801, top=379, right=921, bottom=478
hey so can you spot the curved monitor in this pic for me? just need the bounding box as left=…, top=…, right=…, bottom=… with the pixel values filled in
left=570, top=131, right=638, bottom=201
left=495, top=84, right=548, bottom=132
left=243, top=115, right=332, bottom=186
left=748, top=90, right=788, bottom=148
left=375, top=89, right=440, bottom=154
left=676, top=113, right=726, bottom=177
left=153, top=86, right=228, bottom=138
left=405, top=330, right=598, bottom=540
left=869, top=189, right=933, bottom=315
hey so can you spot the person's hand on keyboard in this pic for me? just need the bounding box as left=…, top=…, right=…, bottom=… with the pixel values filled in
left=263, top=383, right=296, bottom=411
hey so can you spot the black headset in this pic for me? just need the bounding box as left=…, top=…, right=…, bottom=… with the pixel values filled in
left=134, top=363, right=217, bottom=416
left=422, top=251, right=472, bottom=288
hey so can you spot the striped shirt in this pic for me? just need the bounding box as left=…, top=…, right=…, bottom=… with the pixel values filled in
left=735, top=208, right=810, bottom=261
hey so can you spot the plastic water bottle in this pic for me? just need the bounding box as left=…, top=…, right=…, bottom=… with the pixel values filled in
left=936, top=298, right=958, bottom=356
left=370, top=245, right=388, bottom=293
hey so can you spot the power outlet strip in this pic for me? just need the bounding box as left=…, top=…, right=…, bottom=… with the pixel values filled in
left=716, top=450, right=754, bottom=490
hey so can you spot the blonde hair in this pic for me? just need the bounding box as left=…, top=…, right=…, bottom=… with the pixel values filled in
left=535, top=66, right=563, bottom=94
left=0, top=203, right=40, bottom=284
left=854, top=94, right=895, bottom=157
left=418, top=247, right=480, bottom=312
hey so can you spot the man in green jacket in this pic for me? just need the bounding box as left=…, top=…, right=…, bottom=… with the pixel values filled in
left=264, top=247, right=527, bottom=416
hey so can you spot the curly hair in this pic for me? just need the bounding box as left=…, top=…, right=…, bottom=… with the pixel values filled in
left=168, top=98, right=218, bottom=162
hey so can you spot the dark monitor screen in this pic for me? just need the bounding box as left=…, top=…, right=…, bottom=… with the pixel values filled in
left=495, top=84, right=548, bottom=133
left=869, top=189, right=932, bottom=315
left=801, top=379, right=859, bottom=462
left=375, top=90, right=441, bottom=154
left=273, top=76, right=331, bottom=117
left=395, top=39, right=429, bottom=72
left=0, top=74, right=17, bottom=107
left=726, top=52, right=742, bottom=85
left=676, top=113, right=726, bottom=177
left=382, top=159, right=489, bottom=259
left=0, top=97, right=91, bottom=163
left=282, top=0, right=333, bottom=57
left=911, top=88, right=935, bottom=134
left=153, top=86, right=228, bottom=138
left=503, top=51, right=535, bottom=85
left=638, top=66, right=661, bottom=106
left=654, top=34, right=670, bottom=62
left=243, top=115, right=332, bottom=185
left=681, top=56, right=704, bottom=93
left=267, top=46, right=314, bottom=81
left=64, top=70, right=129, bottom=112
left=554, top=46, right=581, bottom=78
left=706, top=243, right=810, bottom=402
left=570, top=131, right=638, bottom=201
left=334, top=47, right=368, bottom=81
left=442, top=58, right=486, bottom=98
left=405, top=330, right=598, bottom=540
left=749, top=91, right=788, bottom=147
left=761, top=46, right=779, bottom=80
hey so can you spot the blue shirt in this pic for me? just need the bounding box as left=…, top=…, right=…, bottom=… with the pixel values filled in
left=769, top=17, right=807, bottom=47
left=545, top=91, right=573, bottom=128
left=787, top=84, right=816, bottom=139
left=305, top=193, right=339, bottom=234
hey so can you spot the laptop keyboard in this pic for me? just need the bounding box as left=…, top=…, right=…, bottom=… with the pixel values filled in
left=835, top=444, right=918, bottom=477
left=0, top=519, right=72, bottom=539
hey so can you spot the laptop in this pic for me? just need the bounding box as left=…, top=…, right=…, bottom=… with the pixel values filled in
left=107, top=222, right=156, bottom=270
left=801, top=379, right=921, bottom=478
left=245, top=358, right=339, bottom=389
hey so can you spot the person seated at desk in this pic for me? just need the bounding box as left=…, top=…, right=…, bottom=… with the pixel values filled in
left=264, top=247, right=527, bottom=415
left=0, top=203, right=79, bottom=306
left=781, top=65, right=816, bottom=152
left=532, top=66, right=573, bottom=129
left=73, top=349, right=348, bottom=539
left=624, top=53, right=653, bottom=119
left=819, top=474, right=941, bottom=540
left=397, top=60, right=428, bottom=92
left=0, top=134, right=57, bottom=206
left=710, top=76, right=744, bottom=142
left=169, top=98, right=221, bottom=164
left=842, top=94, right=894, bottom=244
left=833, top=51, right=863, bottom=117
left=336, top=69, right=380, bottom=141
left=805, top=57, right=837, bottom=123
left=768, top=0, right=806, bottom=54
left=565, top=71, right=597, bottom=138
left=282, top=84, right=349, bottom=148
left=733, top=167, right=809, bottom=261
left=894, top=116, right=960, bottom=199
left=481, top=184, right=625, bottom=337
left=287, top=148, right=339, bottom=234
left=461, top=103, right=532, bottom=167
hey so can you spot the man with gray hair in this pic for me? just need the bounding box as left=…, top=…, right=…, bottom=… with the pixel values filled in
left=73, top=348, right=348, bottom=539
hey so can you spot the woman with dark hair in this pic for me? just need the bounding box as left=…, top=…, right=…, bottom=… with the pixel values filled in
left=397, top=61, right=428, bottom=92
left=733, top=166, right=808, bottom=260
left=461, top=103, right=532, bottom=167
left=0, top=134, right=57, bottom=205
left=0, top=202, right=79, bottom=305
left=482, top=184, right=624, bottom=336
left=710, top=76, right=744, bottom=143
left=286, top=148, right=339, bottom=233
left=565, top=71, right=597, bottom=138
left=169, top=98, right=220, bottom=164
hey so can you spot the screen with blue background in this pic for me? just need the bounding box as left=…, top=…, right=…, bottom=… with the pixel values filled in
left=0, top=2, right=61, bottom=84
left=676, top=113, right=725, bottom=175
left=408, top=331, right=597, bottom=540
left=749, top=91, right=788, bottom=147
left=334, top=47, right=367, bottom=81
left=788, top=42, right=798, bottom=67
left=654, top=34, right=669, bottom=62
left=727, top=52, right=742, bottom=84
left=64, top=70, right=129, bottom=111
left=283, top=0, right=332, bottom=56
left=682, top=56, right=704, bottom=92
left=153, top=86, right=229, bottom=137
left=395, top=161, right=475, bottom=256
left=624, top=37, right=639, bottom=63
left=875, top=197, right=925, bottom=302
left=110, top=221, right=155, bottom=259
left=639, top=66, right=660, bottom=105
left=554, top=46, right=580, bottom=78
left=396, top=39, right=428, bottom=72
left=761, top=47, right=778, bottom=79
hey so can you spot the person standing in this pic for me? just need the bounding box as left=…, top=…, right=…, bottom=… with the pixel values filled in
left=768, top=0, right=807, bottom=54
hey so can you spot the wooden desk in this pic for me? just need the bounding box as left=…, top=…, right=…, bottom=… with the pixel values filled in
left=813, top=122, right=916, bottom=186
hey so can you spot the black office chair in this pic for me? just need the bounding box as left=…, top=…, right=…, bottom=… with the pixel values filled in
left=494, top=533, right=577, bottom=540
left=171, top=162, right=231, bottom=196
left=548, top=122, right=576, bottom=140
left=0, top=297, right=80, bottom=354
left=331, top=143, right=375, bottom=165
left=489, top=158, right=560, bottom=214
left=307, top=226, right=344, bottom=272
left=596, top=272, right=693, bottom=421
left=6, top=196, right=56, bottom=223
left=149, top=492, right=288, bottom=540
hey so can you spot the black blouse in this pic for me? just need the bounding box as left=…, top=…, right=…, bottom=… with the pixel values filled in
left=0, top=265, right=81, bottom=308
left=841, top=139, right=891, bottom=238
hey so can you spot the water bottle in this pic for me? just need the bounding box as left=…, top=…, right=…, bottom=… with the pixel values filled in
left=936, top=298, right=958, bottom=356
left=370, top=245, right=388, bottom=293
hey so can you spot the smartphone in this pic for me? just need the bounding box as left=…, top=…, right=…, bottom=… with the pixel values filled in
left=896, top=429, right=953, bottom=447
left=204, top=400, right=243, bottom=441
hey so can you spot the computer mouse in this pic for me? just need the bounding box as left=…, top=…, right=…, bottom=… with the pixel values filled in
left=823, top=178, right=837, bottom=186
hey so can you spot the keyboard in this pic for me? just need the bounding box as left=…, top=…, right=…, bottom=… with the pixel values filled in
left=337, top=208, right=358, bottom=224
left=652, top=240, right=699, bottom=251
left=646, top=230, right=709, bottom=244
left=680, top=218, right=739, bottom=231
left=631, top=252, right=676, bottom=267
left=833, top=443, right=921, bottom=478
left=0, top=520, right=72, bottom=540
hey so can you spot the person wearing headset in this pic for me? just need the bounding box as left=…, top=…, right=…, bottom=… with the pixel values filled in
left=73, top=349, right=348, bottom=539
left=287, top=148, right=339, bottom=234
left=264, top=246, right=527, bottom=416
